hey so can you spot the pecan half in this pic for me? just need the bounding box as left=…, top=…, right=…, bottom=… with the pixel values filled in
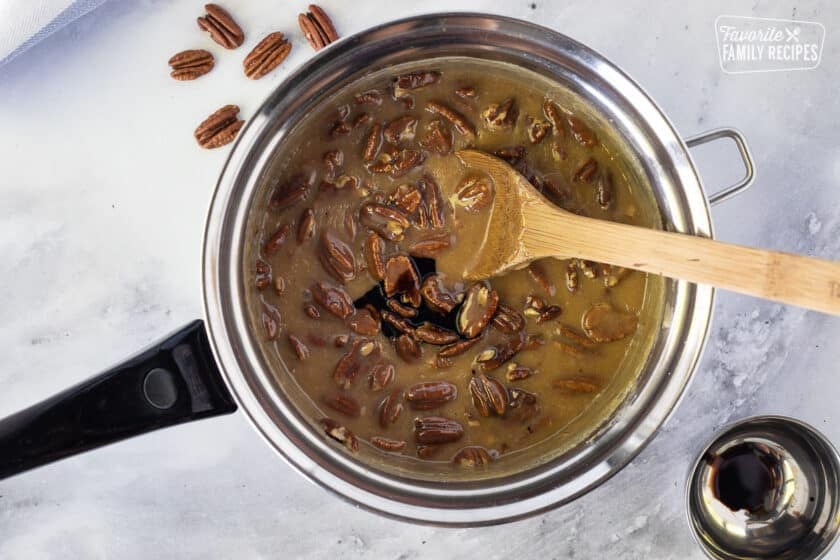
left=270, top=173, right=312, bottom=211
left=453, top=446, right=492, bottom=467
left=264, top=224, right=291, bottom=256
left=565, top=261, right=579, bottom=293
left=595, top=172, right=614, bottom=209
left=388, top=183, right=423, bottom=215
left=243, top=32, right=291, bottom=79
left=492, top=303, right=526, bottom=333
left=261, top=303, right=282, bottom=340
left=506, top=365, right=536, bottom=382
left=318, top=228, right=356, bottom=283
left=457, top=282, right=499, bottom=339
left=420, top=274, right=464, bottom=314
left=438, top=336, right=483, bottom=359
left=168, top=49, right=214, bottom=80
left=527, top=262, right=556, bottom=296
left=355, top=90, right=383, bottom=106
left=194, top=104, right=244, bottom=149
left=536, top=305, right=563, bottom=324
left=348, top=308, right=381, bottom=336
left=414, top=416, right=464, bottom=444
left=298, top=4, right=339, bottom=51
left=370, top=436, right=406, bottom=452
left=582, top=303, right=638, bottom=342
left=364, top=232, right=387, bottom=281
left=481, top=98, right=518, bottom=130
left=395, top=334, right=422, bottom=363
left=469, top=374, right=508, bottom=416
left=508, top=389, right=540, bottom=423
left=255, top=259, right=271, bottom=290
left=527, top=118, right=551, bottom=144
left=333, top=339, right=380, bottom=388
left=406, top=381, right=458, bottom=410
left=288, top=334, right=310, bottom=360
left=197, top=4, right=244, bottom=49
left=320, top=418, right=358, bottom=452
left=419, top=119, right=453, bottom=155
left=368, top=147, right=425, bottom=177
left=602, top=264, right=630, bottom=288
left=382, top=311, right=415, bottom=336
left=408, top=232, right=451, bottom=258
left=311, top=281, right=354, bottom=319
left=323, top=393, right=361, bottom=417
left=574, top=157, right=599, bottom=183
left=378, top=389, right=404, bottom=427
left=383, top=115, right=418, bottom=146
left=553, top=377, right=601, bottom=394
left=425, top=101, right=476, bottom=137
left=363, top=123, right=382, bottom=162
left=475, top=332, right=526, bottom=371
left=394, top=71, right=441, bottom=95
left=414, top=323, right=459, bottom=345
left=368, top=362, right=395, bottom=392
left=417, top=175, right=447, bottom=230
left=297, top=208, right=316, bottom=243
left=303, top=303, right=320, bottom=319
left=359, top=202, right=410, bottom=241
left=456, top=176, right=494, bottom=213
left=386, top=298, right=418, bottom=319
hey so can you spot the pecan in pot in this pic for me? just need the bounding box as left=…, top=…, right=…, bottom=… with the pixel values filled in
left=359, top=203, right=410, bottom=242
left=388, top=183, right=422, bottom=215
left=406, top=381, right=458, bottom=410
left=506, top=365, right=536, bottom=382
left=574, top=157, right=599, bottom=183
left=354, top=90, right=383, bottom=106
left=243, top=32, right=292, bottom=79
left=378, top=389, right=404, bottom=427
left=556, top=325, right=597, bottom=348
left=408, top=232, right=451, bottom=258
left=469, top=374, right=508, bottom=417
left=298, top=4, right=339, bottom=51
left=194, top=104, right=244, bottom=149
left=414, top=416, right=464, bottom=445
left=453, top=446, right=492, bottom=467
left=567, top=114, right=598, bottom=147
left=368, top=147, right=425, bottom=178
left=381, top=311, right=415, bottom=336
left=297, top=208, right=316, bottom=243
left=264, top=223, right=291, bottom=255
left=370, top=436, right=406, bottom=452
left=348, top=308, right=380, bottom=336
left=602, top=264, right=630, bottom=288
left=508, top=389, right=540, bottom=423
left=395, top=334, right=422, bottom=363
left=323, top=393, right=361, bottom=417
left=419, top=119, right=453, bottom=155
left=394, top=71, right=441, bottom=96
left=420, top=274, right=464, bottom=314
left=320, top=418, right=358, bottom=452
left=261, top=303, right=282, bottom=340
left=273, top=275, right=286, bottom=296
left=481, top=98, right=518, bottom=130
left=255, top=259, right=271, bottom=290
left=352, top=112, right=371, bottom=129
left=270, top=173, right=312, bottom=211
left=553, top=377, right=601, bottom=394
left=582, top=303, right=638, bottom=342
left=333, top=339, right=379, bottom=388
left=303, top=303, right=320, bottom=319
left=457, top=282, right=499, bottom=339
left=168, top=49, right=214, bottom=80
left=475, top=332, right=526, bottom=371
left=456, top=176, right=494, bottom=213
left=362, top=123, right=382, bottom=162
left=383, top=115, right=418, bottom=146
left=565, top=261, right=579, bottom=293
left=425, top=101, right=476, bottom=137
left=197, top=4, right=244, bottom=49
left=310, top=281, right=354, bottom=319
left=288, top=334, right=310, bottom=360
left=364, top=232, right=387, bottom=281
left=368, top=362, right=395, bottom=391
left=455, top=86, right=477, bottom=101
left=536, top=305, right=563, bottom=325
left=527, top=118, right=551, bottom=144
left=318, top=228, right=356, bottom=283
left=386, top=298, right=418, bottom=319
left=492, top=303, right=526, bottom=333
left=438, top=336, right=483, bottom=359
left=417, top=175, right=447, bottom=230
left=527, top=262, right=556, bottom=296
left=323, top=149, right=344, bottom=180
left=415, top=323, right=459, bottom=345
left=595, top=171, right=614, bottom=209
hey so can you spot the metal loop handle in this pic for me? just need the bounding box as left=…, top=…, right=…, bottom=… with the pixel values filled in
left=684, top=127, right=756, bottom=206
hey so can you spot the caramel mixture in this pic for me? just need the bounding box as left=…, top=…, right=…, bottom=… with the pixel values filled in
left=245, top=58, right=664, bottom=476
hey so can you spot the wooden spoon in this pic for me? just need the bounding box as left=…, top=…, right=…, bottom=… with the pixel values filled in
left=455, top=149, right=840, bottom=316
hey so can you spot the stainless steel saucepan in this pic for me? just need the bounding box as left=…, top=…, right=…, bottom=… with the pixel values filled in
left=0, top=13, right=754, bottom=526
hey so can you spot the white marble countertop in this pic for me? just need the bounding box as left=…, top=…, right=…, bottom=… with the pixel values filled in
left=1, top=1, right=839, bottom=558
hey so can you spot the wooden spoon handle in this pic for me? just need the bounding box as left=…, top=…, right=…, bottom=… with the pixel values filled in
left=525, top=204, right=840, bottom=315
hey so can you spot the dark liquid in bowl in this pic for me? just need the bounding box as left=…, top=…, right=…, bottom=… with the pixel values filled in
left=710, top=443, right=782, bottom=513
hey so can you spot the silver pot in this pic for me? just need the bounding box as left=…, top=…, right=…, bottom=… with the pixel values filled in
left=0, top=13, right=754, bottom=526
left=202, top=14, right=754, bottom=524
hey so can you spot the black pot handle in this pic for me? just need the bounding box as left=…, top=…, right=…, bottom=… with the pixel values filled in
left=0, top=320, right=236, bottom=480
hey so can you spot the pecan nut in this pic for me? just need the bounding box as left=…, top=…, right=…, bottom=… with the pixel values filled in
left=323, top=393, right=361, bottom=417
left=311, top=281, right=354, bottom=319
left=453, top=446, right=493, bottom=467
left=414, top=416, right=464, bottom=445
left=414, top=323, right=459, bottom=345
left=378, top=389, right=405, bottom=427
left=168, top=49, right=214, bottom=80
left=298, top=4, right=339, bottom=51
left=368, top=362, right=396, bottom=391
left=243, top=32, right=292, bottom=79
left=194, top=104, right=244, bottom=149
left=287, top=334, right=310, bottom=361
left=406, top=381, right=458, bottom=410
left=456, top=176, right=494, bottom=213
left=359, top=203, right=410, bottom=242
left=197, top=4, right=244, bottom=49
left=457, top=282, right=499, bottom=339
left=320, top=418, right=358, bottom=452
left=364, top=232, right=387, bottom=281
left=469, top=374, right=508, bottom=417
left=318, top=228, right=356, bottom=283
left=370, top=436, right=406, bottom=452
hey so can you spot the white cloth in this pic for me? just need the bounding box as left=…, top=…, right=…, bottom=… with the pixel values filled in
left=0, top=0, right=107, bottom=66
